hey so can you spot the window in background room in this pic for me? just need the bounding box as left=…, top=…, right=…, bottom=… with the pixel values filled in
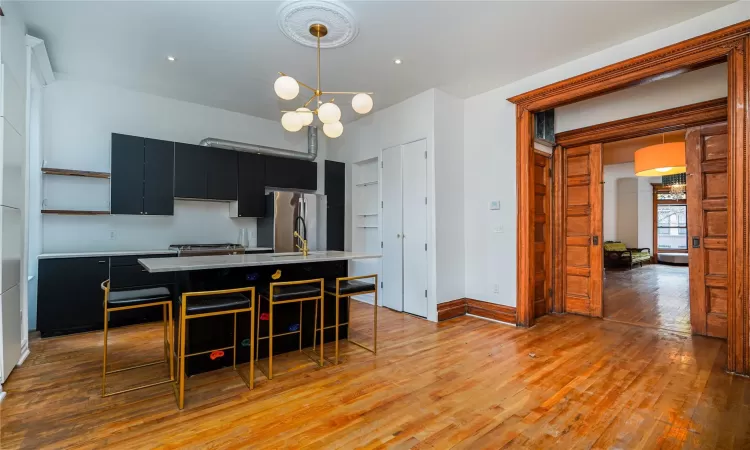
left=655, top=190, right=687, bottom=251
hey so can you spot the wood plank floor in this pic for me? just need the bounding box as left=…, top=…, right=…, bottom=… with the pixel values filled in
left=2, top=301, right=748, bottom=449
left=604, top=264, right=690, bottom=333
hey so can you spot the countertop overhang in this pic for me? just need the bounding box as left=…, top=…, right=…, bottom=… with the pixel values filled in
left=139, top=251, right=382, bottom=273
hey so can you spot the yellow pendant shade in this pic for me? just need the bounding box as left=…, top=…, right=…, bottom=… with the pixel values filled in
left=634, top=142, right=686, bottom=176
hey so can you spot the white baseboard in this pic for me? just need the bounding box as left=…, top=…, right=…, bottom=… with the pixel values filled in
left=17, top=343, right=30, bottom=366
left=466, top=313, right=516, bottom=327
left=0, top=387, right=6, bottom=404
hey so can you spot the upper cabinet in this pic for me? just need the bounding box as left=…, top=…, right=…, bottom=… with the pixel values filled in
left=174, top=143, right=208, bottom=199
left=111, top=133, right=174, bottom=215
left=207, top=148, right=238, bottom=201
left=175, top=144, right=238, bottom=201
left=234, top=152, right=266, bottom=217
left=265, top=156, right=317, bottom=191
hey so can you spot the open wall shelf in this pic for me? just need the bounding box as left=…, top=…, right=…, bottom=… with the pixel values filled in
left=41, top=209, right=110, bottom=215
left=42, top=168, right=110, bottom=179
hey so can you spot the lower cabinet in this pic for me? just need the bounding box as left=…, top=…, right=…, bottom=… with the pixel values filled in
left=37, top=257, right=110, bottom=337
left=37, top=254, right=176, bottom=337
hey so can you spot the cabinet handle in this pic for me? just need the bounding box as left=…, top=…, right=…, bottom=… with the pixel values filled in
left=98, top=260, right=107, bottom=264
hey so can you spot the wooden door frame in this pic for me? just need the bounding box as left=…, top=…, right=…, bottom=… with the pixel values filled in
left=510, top=21, right=749, bottom=375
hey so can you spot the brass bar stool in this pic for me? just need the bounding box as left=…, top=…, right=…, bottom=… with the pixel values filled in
left=323, top=274, right=378, bottom=365
left=101, top=280, right=174, bottom=397
left=256, top=279, right=324, bottom=380
left=175, top=286, right=255, bottom=410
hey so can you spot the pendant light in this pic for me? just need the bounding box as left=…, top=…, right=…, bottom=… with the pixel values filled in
left=634, top=134, right=686, bottom=176
left=273, top=23, right=374, bottom=138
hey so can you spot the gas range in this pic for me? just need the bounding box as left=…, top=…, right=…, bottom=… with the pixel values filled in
left=168, top=243, right=246, bottom=257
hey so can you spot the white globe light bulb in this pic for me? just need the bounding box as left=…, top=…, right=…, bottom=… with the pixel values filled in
left=274, top=76, right=299, bottom=100
left=281, top=112, right=303, bottom=132
left=296, top=107, right=314, bottom=126
left=352, top=93, right=373, bottom=114
left=323, top=121, right=344, bottom=138
left=318, top=102, right=341, bottom=124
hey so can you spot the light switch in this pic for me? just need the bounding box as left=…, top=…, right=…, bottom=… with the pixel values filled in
left=489, top=200, right=501, bottom=210
left=493, top=226, right=504, bottom=233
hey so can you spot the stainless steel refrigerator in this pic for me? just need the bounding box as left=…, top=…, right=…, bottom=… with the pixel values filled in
left=257, top=190, right=327, bottom=252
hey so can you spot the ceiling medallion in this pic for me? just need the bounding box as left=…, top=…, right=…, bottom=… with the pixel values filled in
left=277, top=0, right=359, bottom=49
left=274, top=22, right=373, bottom=138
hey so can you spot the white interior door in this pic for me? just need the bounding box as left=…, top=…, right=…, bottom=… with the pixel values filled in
left=401, top=140, right=428, bottom=317
left=381, top=146, right=403, bottom=311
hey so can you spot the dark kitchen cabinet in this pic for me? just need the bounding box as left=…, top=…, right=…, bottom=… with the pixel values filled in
left=265, top=156, right=317, bottom=191
left=111, top=134, right=174, bottom=216
left=144, top=138, right=175, bottom=215
left=111, top=133, right=145, bottom=215
left=37, top=257, right=110, bottom=337
left=207, top=148, right=238, bottom=201
left=325, top=160, right=346, bottom=250
left=174, top=143, right=208, bottom=199
left=235, top=152, right=266, bottom=217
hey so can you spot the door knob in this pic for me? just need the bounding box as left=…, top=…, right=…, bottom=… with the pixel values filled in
left=397, top=234, right=401, bottom=238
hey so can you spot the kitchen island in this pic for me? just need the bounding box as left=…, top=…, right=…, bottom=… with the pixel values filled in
left=139, top=251, right=380, bottom=375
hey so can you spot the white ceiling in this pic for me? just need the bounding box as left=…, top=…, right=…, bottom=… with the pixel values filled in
left=20, top=1, right=731, bottom=123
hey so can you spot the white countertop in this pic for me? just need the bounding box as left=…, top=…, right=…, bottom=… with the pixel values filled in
left=139, top=251, right=382, bottom=273
left=38, top=247, right=273, bottom=260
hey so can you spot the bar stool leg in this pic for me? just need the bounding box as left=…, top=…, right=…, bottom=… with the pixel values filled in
left=249, top=295, right=255, bottom=389
left=255, top=298, right=262, bottom=362
left=335, top=292, right=340, bottom=365
left=168, top=301, right=174, bottom=381
left=162, top=304, right=168, bottom=361
left=233, top=313, right=238, bottom=369
left=268, top=300, right=274, bottom=380
left=101, top=305, right=109, bottom=397
left=178, top=299, right=187, bottom=410
left=374, top=276, right=378, bottom=354
left=319, top=280, right=325, bottom=366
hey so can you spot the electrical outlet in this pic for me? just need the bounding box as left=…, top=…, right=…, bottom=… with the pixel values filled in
left=493, top=284, right=500, bottom=294
left=493, top=225, right=504, bottom=233
left=109, top=230, right=117, bottom=240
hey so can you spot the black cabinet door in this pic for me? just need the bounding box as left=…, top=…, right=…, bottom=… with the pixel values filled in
left=327, top=205, right=345, bottom=251
left=144, top=138, right=174, bottom=215
left=111, top=133, right=144, bottom=215
left=207, top=148, right=238, bottom=200
left=237, top=152, right=266, bottom=217
left=265, top=156, right=317, bottom=191
left=37, top=257, right=110, bottom=337
left=325, top=160, right=345, bottom=206
left=174, top=143, right=208, bottom=199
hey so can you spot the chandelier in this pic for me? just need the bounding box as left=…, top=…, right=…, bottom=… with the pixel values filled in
left=274, top=23, right=373, bottom=138
left=663, top=173, right=687, bottom=194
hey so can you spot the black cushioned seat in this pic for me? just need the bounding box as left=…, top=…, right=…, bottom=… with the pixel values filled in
left=325, top=279, right=376, bottom=295
left=183, top=293, right=250, bottom=315
left=261, top=284, right=321, bottom=301
left=108, top=286, right=171, bottom=308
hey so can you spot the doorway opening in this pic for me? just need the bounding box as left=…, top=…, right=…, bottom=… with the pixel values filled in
left=601, top=131, right=690, bottom=333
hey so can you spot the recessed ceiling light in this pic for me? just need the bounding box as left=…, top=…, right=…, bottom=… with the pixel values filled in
left=167, top=56, right=176, bottom=62
left=393, top=58, right=402, bottom=65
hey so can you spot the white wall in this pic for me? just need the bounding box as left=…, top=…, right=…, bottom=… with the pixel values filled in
left=463, top=2, right=748, bottom=307
left=556, top=63, right=727, bottom=133
left=0, top=1, right=28, bottom=385
left=637, top=177, right=655, bottom=251
left=616, top=178, right=638, bottom=248
left=434, top=90, right=465, bottom=304
left=39, top=78, right=328, bottom=254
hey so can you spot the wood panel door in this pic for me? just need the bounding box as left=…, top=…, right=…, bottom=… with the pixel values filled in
left=563, top=144, right=603, bottom=317
left=687, top=123, right=728, bottom=339
left=533, top=152, right=552, bottom=318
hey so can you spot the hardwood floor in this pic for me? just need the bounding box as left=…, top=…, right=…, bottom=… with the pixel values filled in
left=2, top=301, right=748, bottom=449
left=604, top=264, right=691, bottom=334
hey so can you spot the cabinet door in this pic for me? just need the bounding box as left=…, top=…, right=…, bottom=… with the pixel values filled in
left=265, top=156, right=317, bottom=190
left=381, top=145, right=403, bottom=311
left=144, top=138, right=174, bottom=215
left=264, top=155, right=292, bottom=189
left=37, top=257, right=110, bottom=337
left=237, top=152, right=266, bottom=217
left=296, top=159, right=318, bottom=191
left=207, top=148, right=238, bottom=200
left=325, top=160, right=345, bottom=206
left=174, top=143, right=208, bottom=199
left=111, top=133, right=144, bottom=215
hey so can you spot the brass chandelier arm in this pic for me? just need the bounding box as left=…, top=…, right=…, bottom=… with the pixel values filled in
left=298, top=80, right=317, bottom=92
left=322, top=91, right=375, bottom=95
left=303, top=93, right=318, bottom=108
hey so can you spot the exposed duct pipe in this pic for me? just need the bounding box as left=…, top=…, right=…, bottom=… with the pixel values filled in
left=199, top=126, right=318, bottom=161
